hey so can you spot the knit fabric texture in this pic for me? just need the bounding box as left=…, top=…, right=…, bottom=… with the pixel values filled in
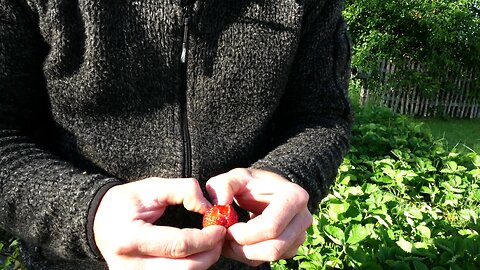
left=0, top=0, right=353, bottom=269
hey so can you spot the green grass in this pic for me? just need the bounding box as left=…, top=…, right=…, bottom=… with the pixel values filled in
left=413, top=117, right=480, bottom=152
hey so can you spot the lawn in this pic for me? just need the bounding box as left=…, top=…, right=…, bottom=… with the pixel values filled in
left=413, top=118, right=480, bottom=152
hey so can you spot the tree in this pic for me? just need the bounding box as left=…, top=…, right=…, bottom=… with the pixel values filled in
left=344, top=0, right=480, bottom=96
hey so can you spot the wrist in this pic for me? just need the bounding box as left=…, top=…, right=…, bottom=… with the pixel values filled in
left=86, top=180, right=122, bottom=260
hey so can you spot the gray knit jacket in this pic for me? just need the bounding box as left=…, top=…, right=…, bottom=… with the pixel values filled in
left=0, top=0, right=352, bottom=269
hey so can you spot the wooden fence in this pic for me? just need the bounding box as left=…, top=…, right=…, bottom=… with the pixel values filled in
left=365, top=61, right=479, bottom=118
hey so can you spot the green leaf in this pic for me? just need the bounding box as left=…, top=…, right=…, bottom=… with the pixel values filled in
left=473, top=155, right=480, bottom=167
left=328, top=202, right=350, bottom=222
left=447, top=161, right=458, bottom=171
left=396, top=237, right=413, bottom=253
left=345, top=186, right=364, bottom=196
left=416, top=225, right=431, bottom=238
left=458, top=229, right=476, bottom=236
left=342, top=205, right=363, bottom=222
left=412, top=260, right=429, bottom=270
left=474, top=189, right=480, bottom=201
left=450, top=264, right=463, bottom=270
left=459, top=209, right=477, bottom=223
left=310, top=235, right=325, bottom=246
left=375, top=175, right=394, bottom=184
left=346, top=224, right=369, bottom=245
left=299, top=261, right=318, bottom=270
left=363, top=183, right=379, bottom=194
left=431, top=267, right=447, bottom=270
left=371, top=214, right=392, bottom=227
left=323, top=225, right=345, bottom=246
left=296, top=246, right=309, bottom=257
left=404, top=208, right=423, bottom=220
left=346, top=246, right=370, bottom=264
left=392, top=261, right=410, bottom=270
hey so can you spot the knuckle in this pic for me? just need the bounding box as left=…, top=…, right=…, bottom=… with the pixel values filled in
left=305, top=212, right=314, bottom=228
left=169, top=235, right=190, bottom=257
left=264, top=222, right=283, bottom=239
left=296, top=188, right=310, bottom=206
left=230, top=167, right=247, bottom=175
left=184, top=178, right=200, bottom=189
left=112, top=237, right=135, bottom=255
left=184, top=178, right=200, bottom=195
left=285, top=247, right=300, bottom=259
left=206, top=175, right=220, bottom=187
left=182, top=179, right=201, bottom=211
left=265, top=243, right=284, bottom=261
left=293, top=231, right=308, bottom=249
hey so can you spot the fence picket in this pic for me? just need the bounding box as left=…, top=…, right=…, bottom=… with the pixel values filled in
left=367, top=61, right=479, bottom=118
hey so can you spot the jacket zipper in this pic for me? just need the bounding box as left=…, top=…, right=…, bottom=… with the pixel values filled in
left=180, top=0, right=193, bottom=178
left=180, top=1, right=191, bottom=64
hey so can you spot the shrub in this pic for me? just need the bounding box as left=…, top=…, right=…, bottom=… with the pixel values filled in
left=272, top=106, right=480, bottom=269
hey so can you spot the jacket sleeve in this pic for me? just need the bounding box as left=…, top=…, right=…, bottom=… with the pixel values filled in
left=0, top=0, right=120, bottom=260
left=252, top=0, right=353, bottom=212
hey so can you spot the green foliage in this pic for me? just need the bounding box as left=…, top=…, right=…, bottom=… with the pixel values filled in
left=0, top=230, right=23, bottom=270
left=413, top=117, right=480, bottom=153
left=344, top=0, right=480, bottom=96
left=272, top=106, right=480, bottom=269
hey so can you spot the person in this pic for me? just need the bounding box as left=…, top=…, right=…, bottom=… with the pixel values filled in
left=0, top=0, right=353, bottom=269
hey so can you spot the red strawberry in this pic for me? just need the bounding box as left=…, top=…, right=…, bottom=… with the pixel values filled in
left=202, top=204, right=238, bottom=228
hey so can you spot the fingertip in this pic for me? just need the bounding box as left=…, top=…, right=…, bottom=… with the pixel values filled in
left=197, top=196, right=213, bottom=215
left=182, top=178, right=213, bottom=213
left=210, top=196, right=219, bottom=206
left=199, top=200, right=213, bottom=214
left=205, top=181, right=232, bottom=206
left=184, top=197, right=209, bottom=214
left=203, top=225, right=227, bottom=240
left=202, top=226, right=226, bottom=247
left=205, top=181, right=220, bottom=205
left=225, top=222, right=244, bottom=242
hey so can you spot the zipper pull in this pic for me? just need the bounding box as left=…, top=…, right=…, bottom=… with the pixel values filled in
left=180, top=5, right=191, bottom=64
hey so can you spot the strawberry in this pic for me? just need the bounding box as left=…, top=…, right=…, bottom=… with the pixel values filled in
left=202, top=204, right=238, bottom=228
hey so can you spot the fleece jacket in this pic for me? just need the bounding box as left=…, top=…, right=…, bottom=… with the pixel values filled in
left=0, top=0, right=353, bottom=269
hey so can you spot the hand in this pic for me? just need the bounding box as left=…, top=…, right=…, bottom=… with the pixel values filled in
left=93, top=178, right=226, bottom=270
left=206, top=168, right=313, bottom=266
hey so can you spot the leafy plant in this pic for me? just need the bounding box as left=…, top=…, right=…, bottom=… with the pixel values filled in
left=272, top=106, right=480, bottom=269
left=0, top=230, right=24, bottom=270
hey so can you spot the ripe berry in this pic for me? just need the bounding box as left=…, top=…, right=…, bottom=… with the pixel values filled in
left=202, top=204, right=238, bottom=228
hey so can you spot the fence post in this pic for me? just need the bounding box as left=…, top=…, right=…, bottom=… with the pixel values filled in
left=352, top=67, right=371, bottom=106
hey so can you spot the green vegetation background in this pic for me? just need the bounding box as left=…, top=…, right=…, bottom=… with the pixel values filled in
left=270, top=96, right=480, bottom=269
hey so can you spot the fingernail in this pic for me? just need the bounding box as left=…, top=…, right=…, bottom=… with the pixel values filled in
left=200, top=202, right=212, bottom=213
